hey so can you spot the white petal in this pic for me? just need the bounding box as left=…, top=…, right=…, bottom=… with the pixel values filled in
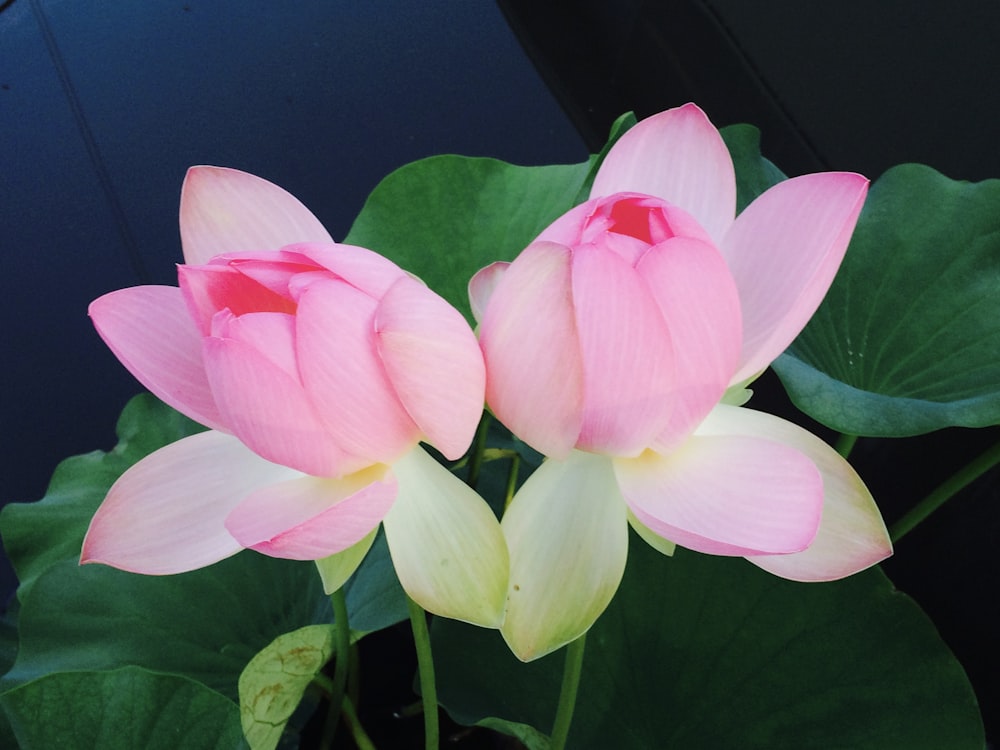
left=501, top=451, right=629, bottom=661
left=627, top=508, right=677, bottom=557
left=381, top=446, right=509, bottom=627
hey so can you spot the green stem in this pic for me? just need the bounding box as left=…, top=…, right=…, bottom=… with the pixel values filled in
left=341, top=695, right=378, bottom=750
left=313, top=676, right=376, bottom=750
left=503, top=453, right=521, bottom=511
left=835, top=432, right=858, bottom=459
left=347, top=641, right=361, bottom=716
left=319, top=589, right=352, bottom=750
left=465, top=412, right=492, bottom=490
left=549, top=634, right=587, bottom=750
left=408, top=596, right=439, bottom=750
left=890, top=439, right=1000, bottom=543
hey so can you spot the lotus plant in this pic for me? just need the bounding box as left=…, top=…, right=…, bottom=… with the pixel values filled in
left=83, top=167, right=508, bottom=628
left=472, top=103, right=893, bottom=660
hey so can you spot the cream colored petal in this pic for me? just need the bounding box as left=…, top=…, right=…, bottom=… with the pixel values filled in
left=501, top=451, right=629, bottom=662
left=314, top=527, right=379, bottom=595
left=627, top=508, right=677, bottom=557
left=382, top=446, right=509, bottom=628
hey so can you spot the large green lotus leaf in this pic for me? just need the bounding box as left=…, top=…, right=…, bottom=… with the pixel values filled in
left=572, top=111, right=636, bottom=203
left=1, top=667, right=245, bottom=750
left=345, top=155, right=590, bottom=323
left=0, top=608, right=17, bottom=748
left=773, top=163, right=1000, bottom=436
left=719, top=123, right=786, bottom=212
left=2, top=553, right=326, bottom=701
left=342, top=528, right=408, bottom=634
left=434, top=538, right=984, bottom=749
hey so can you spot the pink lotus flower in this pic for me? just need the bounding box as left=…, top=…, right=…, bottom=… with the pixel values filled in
left=472, top=103, right=892, bottom=659
left=83, top=167, right=508, bottom=627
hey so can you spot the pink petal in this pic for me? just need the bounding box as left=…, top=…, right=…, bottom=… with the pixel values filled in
left=613, top=434, right=823, bottom=556
left=571, top=244, right=675, bottom=456
left=722, top=172, right=868, bottom=383
left=375, top=277, right=486, bottom=460
left=211, top=311, right=299, bottom=380
left=590, top=103, right=737, bottom=245
left=478, top=242, right=584, bottom=458
left=636, top=236, right=743, bottom=450
left=225, top=464, right=396, bottom=560
left=81, top=430, right=301, bottom=574
left=535, top=199, right=597, bottom=246
left=537, top=195, right=714, bottom=254
left=179, top=166, right=333, bottom=265
left=220, top=253, right=320, bottom=298
left=178, top=264, right=297, bottom=335
left=202, top=334, right=360, bottom=477
left=694, top=405, right=892, bottom=581
left=89, top=286, right=228, bottom=432
left=295, top=242, right=408, bottom=300
left=468, top=261, right=509, bottom=325
left=294, top=278, right=419, bottom=464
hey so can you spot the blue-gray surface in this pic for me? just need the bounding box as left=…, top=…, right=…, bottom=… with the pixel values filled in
left=0, top=0, right=587, bottom=598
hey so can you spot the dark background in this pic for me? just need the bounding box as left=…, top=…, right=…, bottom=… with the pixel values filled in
left=2, top=0, right=997, bottom=743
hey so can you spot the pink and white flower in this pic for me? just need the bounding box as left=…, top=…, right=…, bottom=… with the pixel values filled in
left=472, top=103, right=891, bottom=659
left=83, top=167, right=508, bottom=628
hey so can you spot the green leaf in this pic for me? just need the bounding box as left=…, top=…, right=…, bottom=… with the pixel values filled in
left=0, top=604, right=19, bottom=748
left=476, top=717, right=550, bottom=750
left=719, top=123, right=787, bottom=212
left=345, top=155, right=590, bottom=323
left=1, top=667, right=245, bottom=750
left=343, top=528, right=408, bottom=634
left=3, top=554, right=327, bottom=701
left=239, top=624, right=336, bottom=750
left=573, top=110, right=638, bottom=204
left=435, top=537, right=984, bottom=749
left=773, top=163, right=1000, bottom=436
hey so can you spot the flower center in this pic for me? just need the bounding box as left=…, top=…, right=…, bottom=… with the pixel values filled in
left=605, top=195, right=675, bottom=245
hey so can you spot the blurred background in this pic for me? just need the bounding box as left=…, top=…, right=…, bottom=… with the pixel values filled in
left=2, top=0, right=997, bottom=742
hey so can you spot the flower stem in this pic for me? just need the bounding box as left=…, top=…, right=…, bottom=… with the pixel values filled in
left=319, top=589, right=352, bottom=750
left=465, top=412, right=492, bottom=490
left=890, top=439, right=1000, bottom=543
left=341, top=695, right=378, bottom=750
left=504, top=453, right=521, bottom=511
left=407, top=596, right=439, bottom=750
left=835, top=432, right=858, bottom=459
left=549, top=633, right=587, bottom=750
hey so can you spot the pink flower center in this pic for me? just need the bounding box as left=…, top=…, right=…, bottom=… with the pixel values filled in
left=572, top=193, right=714, bottom=268
left=604, top=195, right=676, bottom=245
